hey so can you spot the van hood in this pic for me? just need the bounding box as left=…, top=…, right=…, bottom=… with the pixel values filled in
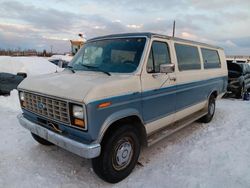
left=18, top=70, right=119, bottom=102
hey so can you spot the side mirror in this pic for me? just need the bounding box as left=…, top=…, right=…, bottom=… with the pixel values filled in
left=160, top=64, right=175, bottom=74
left=17, top=72, right=27, bottom=78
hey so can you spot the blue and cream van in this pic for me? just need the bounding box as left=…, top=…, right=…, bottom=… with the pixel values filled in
left=17, top=33, right=227, bottom=183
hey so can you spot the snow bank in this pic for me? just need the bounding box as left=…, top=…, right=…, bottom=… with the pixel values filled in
left=0, top=90, right=20, bottom=112
left=0, top=56, right=60, bottom=76
left=49, top=54, right=73, bottom=62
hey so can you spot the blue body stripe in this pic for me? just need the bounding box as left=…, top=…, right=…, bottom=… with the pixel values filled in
left=87, top=75, right=227, bottom=140
left=23, top=75, right=227, bottom=142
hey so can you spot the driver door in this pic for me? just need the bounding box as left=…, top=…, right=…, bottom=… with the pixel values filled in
left=141, top=39, right=176, bottom=134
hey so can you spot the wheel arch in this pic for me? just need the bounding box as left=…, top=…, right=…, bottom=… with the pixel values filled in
left=208, top=90, right=218, bottom=99
left=97, top=109, right=147, bottom=147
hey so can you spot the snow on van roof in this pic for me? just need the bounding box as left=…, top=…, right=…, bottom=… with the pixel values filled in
left=88, top=32, right=223, bottom=50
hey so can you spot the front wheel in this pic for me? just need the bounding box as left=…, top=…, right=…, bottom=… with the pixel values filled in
left=199, top=95, right=216, bottom=123
left=92, top=125, right=141, bottom=183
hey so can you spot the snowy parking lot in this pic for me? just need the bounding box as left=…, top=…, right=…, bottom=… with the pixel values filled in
left=0, top=92, right=250, bottom=188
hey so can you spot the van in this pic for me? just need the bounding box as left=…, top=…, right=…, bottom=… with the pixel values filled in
left=17, top=33, right=228, bottom=183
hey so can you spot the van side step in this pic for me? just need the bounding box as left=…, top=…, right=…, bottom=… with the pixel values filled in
left=147, top=109, right=207, bottom=146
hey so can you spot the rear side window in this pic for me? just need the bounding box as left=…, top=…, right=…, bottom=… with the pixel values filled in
left=147, top=41, right=171, bottom=73
left=175, top=43, right=201, bottom=71
left=201, top=48, right=221, bottom=69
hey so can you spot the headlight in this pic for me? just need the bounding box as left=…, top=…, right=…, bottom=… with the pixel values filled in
left=70, top=104, right=86, bottom=129
left=20, top=92, right=25, bottom=101
left=72, top=105, right=84, bottom=119
left=19, top=91, right=26, bottom=107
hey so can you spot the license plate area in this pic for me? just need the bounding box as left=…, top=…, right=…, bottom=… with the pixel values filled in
left=37, top=117, right=62, bottom=133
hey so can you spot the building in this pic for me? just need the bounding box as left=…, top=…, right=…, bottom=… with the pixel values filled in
left=70, top=40, right=84, bottom=55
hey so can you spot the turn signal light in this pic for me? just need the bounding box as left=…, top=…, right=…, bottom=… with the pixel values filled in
left=98, top=102, right=111, bottom=109
left=73, top=119, right=85, bottom=128
left=21, top=101, right=26, bottom=107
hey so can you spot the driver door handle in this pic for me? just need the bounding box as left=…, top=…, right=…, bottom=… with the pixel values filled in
left=152, top=73, right=161, bottom=78
left=169, top=76, right=176, bottom=81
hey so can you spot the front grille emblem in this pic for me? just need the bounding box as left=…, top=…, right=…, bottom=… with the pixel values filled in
left=37, top=102, right=46, bottom=110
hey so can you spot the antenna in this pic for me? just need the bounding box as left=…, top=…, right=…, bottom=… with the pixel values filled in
left=172, top=20, right=176, bottom=37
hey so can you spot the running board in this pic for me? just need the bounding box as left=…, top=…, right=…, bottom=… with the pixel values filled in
left=147, top=109, right=207, bottom=146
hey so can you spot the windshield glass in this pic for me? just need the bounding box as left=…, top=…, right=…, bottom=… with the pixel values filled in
left=68, top=37, right=146, bottom=73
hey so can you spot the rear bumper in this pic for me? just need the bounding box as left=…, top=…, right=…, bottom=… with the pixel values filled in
left=17, top=113, right=101, bottom=159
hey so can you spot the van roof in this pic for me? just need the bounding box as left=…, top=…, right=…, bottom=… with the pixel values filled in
left=88, top=32, right=223, bottom=50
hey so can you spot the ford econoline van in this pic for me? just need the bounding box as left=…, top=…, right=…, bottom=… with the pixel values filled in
left=17, top=33, right=228, bottom=183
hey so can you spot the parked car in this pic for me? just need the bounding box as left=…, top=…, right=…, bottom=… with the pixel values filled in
left=48, top=55, right=73, bottom=68
left=0, top=72, right=26, bottom=95
left=17, top=33, right=228, bottom=183
left=227, top=61, right=250, bottom=98
left=48, top=59, right=69, bottom=68
left=0, top=56, right=63, bottom=95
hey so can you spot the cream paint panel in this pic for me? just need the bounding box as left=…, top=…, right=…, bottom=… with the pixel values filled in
left=84, top=75, right=141, bottom=104
left=173, top=100, right=207, bottom=123
left=140, top=38, right=177, bottom=91
left=18, top=71, right=142, bottom=104
left=146, top=100, right=207, bottom=135
left=145, top=113, right=175, bottom=135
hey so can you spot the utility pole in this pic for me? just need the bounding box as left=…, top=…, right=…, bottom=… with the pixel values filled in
left=50, top=45, right=53, bottom=55
left=172, top=20, right=176, bottom=37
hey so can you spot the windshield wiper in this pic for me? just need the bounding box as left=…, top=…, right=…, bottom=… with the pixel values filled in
left=80, top=64, right=111, bottom=76
left=66, top=65, right=75, bottom=73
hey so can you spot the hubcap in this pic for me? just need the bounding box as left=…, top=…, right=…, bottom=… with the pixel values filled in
left=112, top=138, right=133, bottom=171
left=209, top=102, right=215, bottom=115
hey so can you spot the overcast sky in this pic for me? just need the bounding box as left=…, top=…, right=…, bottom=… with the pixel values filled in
left=0, top=0, right=249, bottom=55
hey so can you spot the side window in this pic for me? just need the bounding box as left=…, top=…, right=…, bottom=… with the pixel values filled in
left=201, top=48, right=221, bottom=69
left=147, top=41, right=171, bottom=73
left=175, top=43, right=201, bottom=71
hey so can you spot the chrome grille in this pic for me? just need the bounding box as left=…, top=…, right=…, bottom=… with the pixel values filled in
left=23, top=92, right=70, bottom=124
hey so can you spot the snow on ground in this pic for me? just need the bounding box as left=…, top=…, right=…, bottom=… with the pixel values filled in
left=0, top=90, right=20, bottom=111
left=0, top=93, right=250, bottom=188
left=0, top=56, right=62, bottom=76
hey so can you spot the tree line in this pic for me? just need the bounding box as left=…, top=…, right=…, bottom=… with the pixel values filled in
left=0, top=49, right=53, bottom=57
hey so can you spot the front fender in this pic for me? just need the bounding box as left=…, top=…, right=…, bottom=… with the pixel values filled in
left=96, top=108, right=144, bottom=143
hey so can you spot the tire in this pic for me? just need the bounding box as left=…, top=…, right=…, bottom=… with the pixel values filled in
left=199, top=95, right=216, bottom=123
left=235, top=85, right=245, bottom=99
left=92, top=125, right=141, bottom=183
left=31, top=133, right=54, bottom=146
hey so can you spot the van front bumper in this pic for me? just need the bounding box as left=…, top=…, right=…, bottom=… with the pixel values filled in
left=17, top=113, right=101, bottom=159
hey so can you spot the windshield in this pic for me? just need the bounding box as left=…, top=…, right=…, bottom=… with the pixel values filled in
left=68, top=37, right=146, bottom=73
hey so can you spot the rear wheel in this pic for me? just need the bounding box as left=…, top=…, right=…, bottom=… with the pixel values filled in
left=92, top=125, right=141, bottom=183
left=235, top=85, right=245, bottom=99
left=199, top=95, right=216, bottom=123
left=31, top=133, right=54, bottom=146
